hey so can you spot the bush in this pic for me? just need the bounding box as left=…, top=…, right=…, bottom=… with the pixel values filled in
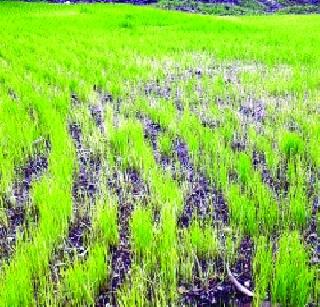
left=277, top=4, right=320, bottom=14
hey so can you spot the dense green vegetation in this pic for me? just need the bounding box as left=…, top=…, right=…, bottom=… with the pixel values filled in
left=0, top=2, right=319, bottom=306
left=19, top=0, right=320, bottom=15
left=158, top=0, right=319, bottom=15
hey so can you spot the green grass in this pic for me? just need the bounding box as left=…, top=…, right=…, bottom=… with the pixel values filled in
left=0, top=2, right=319, bottom=305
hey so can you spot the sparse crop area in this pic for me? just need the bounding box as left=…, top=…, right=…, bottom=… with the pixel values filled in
left=0, top=2, right=320, bottom=306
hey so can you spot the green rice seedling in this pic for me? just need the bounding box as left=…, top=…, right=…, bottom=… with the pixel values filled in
left=92, top=197, right=119, bottom=246
left=130, top=206, right=153, bottom=259
left=253, top=236, right=273, bottom=306
left=222, top=108, right=239, bottom=143
left=0, top=208, right=8, bottom=228
left=158, top=133, right=173, bottom=157
left=251, top=127, right=279, bottom=172
left=178, top=112, right=202, bottom=159
left=178, top=218, right=220, bottom=284
left=272, top=231, right=314, bottom=306
left=0, top=95, right=41, bottom=191
left=149, top=168, right=184, bottom=212
left=36, top=272, right=57, bottom=306
left=309, top=123, right=320, bottom=167
left=177, top=238, right=194, bottom=283
left=117, top=265, right=147, bottom=307
left=157, top=206, right=177, bottom=303
left=251, top=173, right=279, bottom=233
left=185, top=219, right=218, bottom=258
left=155, top=100, right=178, bottom=129
left=110, top=120, right=145, bottom=170
left=212, top=74, right=226, bottom=97
left=280, top=131, right=304, bottom=159
left=285, top=158, right=309, bottom=228
left=62, top=244, right=107, bottom=305
left=288, top=182, right=308, bottom=229
left=225, top=231, right=241, bottom=265
left=236, top=152, right=253, bottom=185
left=227, top=184, right=257, bottom=235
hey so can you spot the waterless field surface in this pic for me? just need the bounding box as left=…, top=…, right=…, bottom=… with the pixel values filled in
left=0, top=2, right=320, bottom=306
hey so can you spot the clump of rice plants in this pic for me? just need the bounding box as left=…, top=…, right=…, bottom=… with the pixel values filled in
left=236, top=152, right=252, bottom=185
left=1, top=2, right=320, bottom=306
left=158, top=133, right=173, bottom=157
left=272, top=232, right=314, bottom=306
left=185, top=220, right=218, bottom=257
left=62, top=245, right=107, bottom=305
left=131, top=206, right=153, bottom=257
left=253, top=236, right=273, bottom=306
left=280, top=131, right=304, bottom=158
